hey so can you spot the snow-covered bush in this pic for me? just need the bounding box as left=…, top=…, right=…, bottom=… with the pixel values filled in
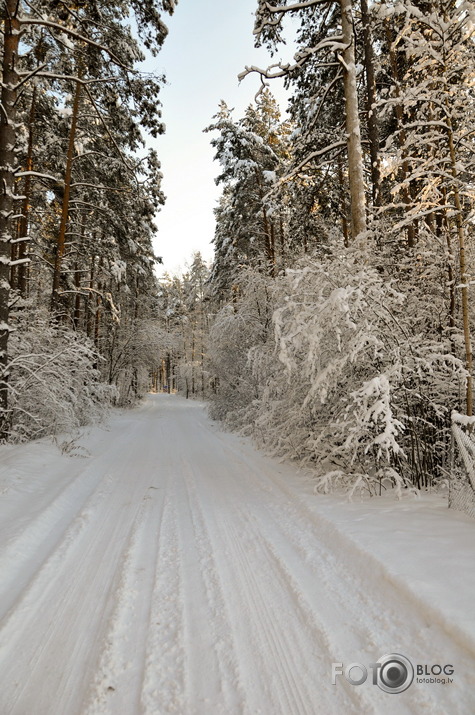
left=207, top=268, right=275, bottom=424
left=7, top=311, right=115, bottom=442
left=247, top=252, right=406, bottom=492
left=207, top=243, right=466, bottom=495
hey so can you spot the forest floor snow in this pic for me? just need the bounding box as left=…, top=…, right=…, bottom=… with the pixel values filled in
left=0, top=394, right=473, bottom=715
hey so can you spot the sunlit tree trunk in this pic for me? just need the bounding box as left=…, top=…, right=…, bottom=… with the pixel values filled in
left=339, top=0, right=366, bottom=239
left=445, top=114, right=472, bottom=416
left=360, top=0, right=380, bottom=207
left=337, top=154, right=349, bottom=246
left=385, top=22, right=415, bottom=248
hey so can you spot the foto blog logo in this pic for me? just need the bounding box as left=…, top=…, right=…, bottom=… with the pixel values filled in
left=332, top=653, right=454, bottom=693
left=333, top=653, right=413, bottom=694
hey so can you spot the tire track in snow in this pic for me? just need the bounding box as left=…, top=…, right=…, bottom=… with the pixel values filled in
left=256, top=505, right=475, bottom=714
left=218, top=512, right=320, bottom=715
left=175, top=456, right=246, bottom=714
left=140, top=497, right=186, bottom=714
left=173, top=419, right=358, bottom=714
left=0, top=463, right=112, bottom=621
left=193, top=472, right=361, bottom=715
left=203, top=434, right=475, bottom=714
left=82, top=485, right=168, bottom=714
left=237, top=506, right=417, bottom=715
left=0, top=416, right=163, bottom=714
left=0, top=416, right=143, bottom=623
left=0, top=497, right=142, bottom=714
left=227, top=503, right=370, bottom=715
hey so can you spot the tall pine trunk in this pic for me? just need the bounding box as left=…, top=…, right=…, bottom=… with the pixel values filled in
left=385, top=23, right=415, bottom=248
left=339, top=0, right=366, bottom=239
left=446, top=114, right=473, bottom=416
left=0, top=2, right=20, bottom=435
left=360, top=0, right=380, bottom=207
left=255, top=168, right=276, bottom=276
left=337, top=154, right=349, bottom=246
left=18, top=87, right=37, bottom=297
left=51, top=75, right=82, bottom=316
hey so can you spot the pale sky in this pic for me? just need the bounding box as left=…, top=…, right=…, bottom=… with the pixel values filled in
left=149, top=0, right=289, bottom=276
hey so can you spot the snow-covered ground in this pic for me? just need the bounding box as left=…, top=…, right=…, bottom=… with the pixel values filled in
left=0, top=394, right=473, bottom=714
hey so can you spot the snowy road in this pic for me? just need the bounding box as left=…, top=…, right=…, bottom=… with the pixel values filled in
left=0, top=395, right=474, bottom=714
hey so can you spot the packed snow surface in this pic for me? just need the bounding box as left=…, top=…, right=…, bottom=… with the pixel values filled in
left=0, top=394, right=474, bottom=714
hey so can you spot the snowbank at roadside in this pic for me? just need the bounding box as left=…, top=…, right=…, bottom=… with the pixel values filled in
left=298, top=481, right=475, bottom=649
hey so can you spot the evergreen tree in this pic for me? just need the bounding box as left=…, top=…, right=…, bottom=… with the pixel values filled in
left=207, top=92, right=291, bottom=298
left=0, top=0, right=176, bottom=438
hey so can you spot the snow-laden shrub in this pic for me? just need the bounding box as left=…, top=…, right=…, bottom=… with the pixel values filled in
left=208, top=244, right=465, bottom=495
left=245, top=256, right=405, bottom=493
left=7, top=312, right=115, bottom=442
left=207, top=268, right=275, bottom=424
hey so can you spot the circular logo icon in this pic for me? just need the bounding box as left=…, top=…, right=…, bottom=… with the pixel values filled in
left=376, top=653, right=414, bottom=693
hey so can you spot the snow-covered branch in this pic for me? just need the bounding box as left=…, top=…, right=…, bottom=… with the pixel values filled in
left=19, top=17, right=134, bottom=72
left=15, top=72, right=122, bottom=88
left=14, top=170, right=61, bottom=183
left=239, top=36, right=344, bottom=83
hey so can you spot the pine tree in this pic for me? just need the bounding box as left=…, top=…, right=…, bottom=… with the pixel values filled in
left=207, top=93, right=291, bottom=298
left=242, top=0, right=367, bottom=240
left=0, top=0, right=176, bottom=438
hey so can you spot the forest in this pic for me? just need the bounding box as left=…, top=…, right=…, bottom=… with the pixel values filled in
left=1, top=0, right=474, bottom=498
